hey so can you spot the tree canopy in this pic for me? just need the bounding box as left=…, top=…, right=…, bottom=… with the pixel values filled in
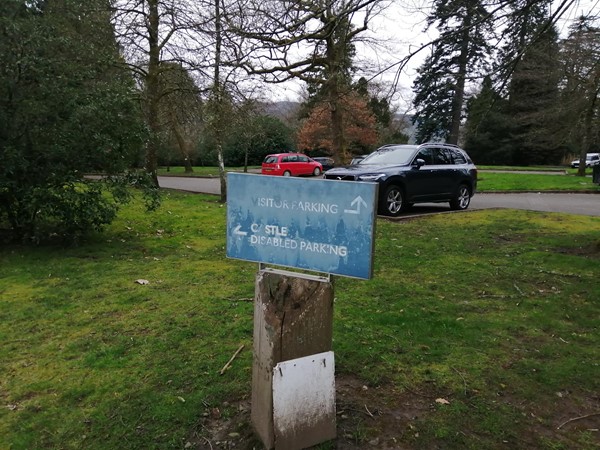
left=412, top=0, right=493, bottom=144
left=297, top=92, right=378, bottom=159
left=0, top=0, right=156, bottom=243
left=2, top=0, right=599, bottom=246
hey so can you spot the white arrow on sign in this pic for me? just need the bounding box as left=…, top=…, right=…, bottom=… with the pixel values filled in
left=233, top=225, right=247, bottom=236
left=344, top=196, right=368, bottom=215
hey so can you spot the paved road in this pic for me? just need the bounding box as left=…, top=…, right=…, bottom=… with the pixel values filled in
left=158, top=176, right=600, bottom=217
left=159, top=176, right=222, bottom=195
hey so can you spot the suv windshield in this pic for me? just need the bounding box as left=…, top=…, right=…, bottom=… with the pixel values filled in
left=359, top=145, right=418, bottom=165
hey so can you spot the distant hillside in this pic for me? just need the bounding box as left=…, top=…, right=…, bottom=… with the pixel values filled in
left=395, top=113, right=417, bottom=143
left=260, top=101, right=301, bottom=122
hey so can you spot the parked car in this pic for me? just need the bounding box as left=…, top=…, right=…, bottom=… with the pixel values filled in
left=570, top=153, right=600, bottom=168
left=312, top=157, right=335, bottom=172
left=261, top=153, right=323, bottom=177
left=324, top=143, right=478, bottom=216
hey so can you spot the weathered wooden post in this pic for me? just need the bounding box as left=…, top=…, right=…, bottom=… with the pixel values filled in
left=252, top=268, right=335, bottom=449
left=226, top=173, right=377, bottom=449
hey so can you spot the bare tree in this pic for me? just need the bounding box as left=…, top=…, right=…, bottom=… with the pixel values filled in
left=111, top=0, right=212, bottom=185
left=192, top=0, right=259, bottom=200
left=227, top=0, right=391, bottom=162
left=210, top=0, right=227, bottom=200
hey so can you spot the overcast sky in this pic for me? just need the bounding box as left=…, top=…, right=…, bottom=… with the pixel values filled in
left=267, top=0, right=599, bottom=112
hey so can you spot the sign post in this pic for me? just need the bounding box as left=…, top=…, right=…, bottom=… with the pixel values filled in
left=226, top=173, right=377, bottom=449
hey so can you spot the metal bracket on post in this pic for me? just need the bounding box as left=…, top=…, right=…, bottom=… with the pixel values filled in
left=258, top=263, right=331, bottom=283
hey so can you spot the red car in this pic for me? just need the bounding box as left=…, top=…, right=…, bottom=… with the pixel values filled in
left=261, top=153, right=323, bottom=177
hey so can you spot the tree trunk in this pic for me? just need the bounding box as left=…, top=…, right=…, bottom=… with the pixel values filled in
left=329, top=84, right=347, bottom=162
left=448, top=19, right=470, bottom=145
left=214, top=0, right=227, bottom=202
left=172, top=120, right=194, bottom=173
left=146, top=0, right=160, bottom=186
left=577, top=89, right=597, bottom=176
left=326, top=16, right=347, bottom=163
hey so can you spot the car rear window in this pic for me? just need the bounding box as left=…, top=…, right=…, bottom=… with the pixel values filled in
left=433, top=148, right=453, bottom=165
left=450, top=149, right=467, bottom=164
left=264, top=156, right=278, bottom=164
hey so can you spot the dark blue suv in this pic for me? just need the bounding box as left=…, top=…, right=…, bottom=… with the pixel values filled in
left=324, top=144, right=478, bottom=216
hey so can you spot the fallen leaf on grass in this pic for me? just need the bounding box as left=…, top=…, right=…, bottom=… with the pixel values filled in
left=435, top=398, right=450, bottom=405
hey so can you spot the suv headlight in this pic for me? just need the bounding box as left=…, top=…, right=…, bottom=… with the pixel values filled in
left=358, top=173, right=386, bottom=181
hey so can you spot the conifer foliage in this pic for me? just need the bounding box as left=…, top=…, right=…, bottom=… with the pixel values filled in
left=415, top=0, right=599, bottom=168
left=412, top=0, right=493, bottom=145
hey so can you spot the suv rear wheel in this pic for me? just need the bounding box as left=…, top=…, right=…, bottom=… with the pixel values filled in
left=382, top=185, right=405, bottom=216
left=450, top=184, right=471, bottom=210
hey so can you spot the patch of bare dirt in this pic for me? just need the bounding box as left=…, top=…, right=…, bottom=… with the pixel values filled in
left=184, top=376, right=600, bottom=449
left=184, top=376, right=434, bottom=449
left=554, top=242, right=600, bottom=257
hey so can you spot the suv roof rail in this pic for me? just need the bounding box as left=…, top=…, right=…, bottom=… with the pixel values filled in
left=419, top=142, right=460, bottom=148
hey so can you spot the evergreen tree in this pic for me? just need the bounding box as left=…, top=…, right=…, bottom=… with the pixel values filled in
left=0, top=0, right=153, bottom=243
left=494, top=0, right=552, bottom=90
left=559, top=16, right=600, bottom=175
left=353, top=76, right=409, bottom=146
left=463, top=76, right=514, bottom=164
left=507, top=24, right=561, bottom=165
left=412, top=0, right=493, bottom=144
left=223, top=115, right=295, bottom=167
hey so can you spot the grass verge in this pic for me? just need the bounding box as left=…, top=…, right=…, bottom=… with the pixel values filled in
left=1, top=192, right=598, bottom=449
left=156, top=165, right=600, bottom=192
left=477, top=172, right=600, bottom=192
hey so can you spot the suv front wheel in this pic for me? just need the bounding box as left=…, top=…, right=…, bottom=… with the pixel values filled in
left=381, top=185, right=405, bottom=216
left=450, top=184, right=471, bottom=210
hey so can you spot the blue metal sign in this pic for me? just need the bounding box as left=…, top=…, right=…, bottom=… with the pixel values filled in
left=226, top=173, right=377, bottom=279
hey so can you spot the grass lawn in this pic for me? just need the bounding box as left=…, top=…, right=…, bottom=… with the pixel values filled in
left=478, top=165, right=565, bottom=171
left=156, top=165, right=600, bottom=192
left=477, top=172, right=600, bottom=192
left=1, top=191, right=599, bottom=449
